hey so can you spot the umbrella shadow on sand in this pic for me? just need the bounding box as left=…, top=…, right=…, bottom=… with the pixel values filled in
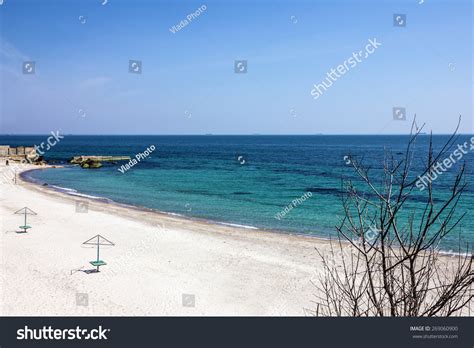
left=70, top=266, right=100, bottom=275
left=5, top=229, right=28, bottom=234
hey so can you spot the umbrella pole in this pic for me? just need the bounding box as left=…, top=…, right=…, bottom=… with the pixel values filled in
left=96, top=238, right=100, bottom=272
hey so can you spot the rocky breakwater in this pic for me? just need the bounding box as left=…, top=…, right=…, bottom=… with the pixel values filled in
left=70, top=156, right=131, bottom=169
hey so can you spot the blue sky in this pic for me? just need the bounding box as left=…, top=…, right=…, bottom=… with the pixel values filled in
left=0, top=0, right=472, bottom=134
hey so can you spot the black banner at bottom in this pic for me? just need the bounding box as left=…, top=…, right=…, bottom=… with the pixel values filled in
left=0, top=317, right=472, bottom=348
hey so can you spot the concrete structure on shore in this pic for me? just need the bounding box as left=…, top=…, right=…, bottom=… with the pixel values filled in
left=0, top=145, right=39, bottom=163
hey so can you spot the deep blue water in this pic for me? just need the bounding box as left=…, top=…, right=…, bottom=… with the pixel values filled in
left=2, top=134, right=473, bottom=251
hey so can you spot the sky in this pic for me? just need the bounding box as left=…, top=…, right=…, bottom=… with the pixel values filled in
left=0, top=0, right=472, bottom=135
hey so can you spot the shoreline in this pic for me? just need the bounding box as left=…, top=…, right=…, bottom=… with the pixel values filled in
left=19, top=166, right=472, bottom=256
left=19, top=166, right=335, bottom=245
left=19, top=166, right=472, bottom=257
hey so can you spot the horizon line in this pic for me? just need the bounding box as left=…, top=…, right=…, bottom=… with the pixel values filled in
left=1, top=133, right=473, bottom=136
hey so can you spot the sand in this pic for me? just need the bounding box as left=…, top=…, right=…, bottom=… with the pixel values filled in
left=0, top=163, right=332, bottom=316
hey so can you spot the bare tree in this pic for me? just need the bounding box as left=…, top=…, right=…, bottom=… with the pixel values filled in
left=314, top=118, right=473, bottom=316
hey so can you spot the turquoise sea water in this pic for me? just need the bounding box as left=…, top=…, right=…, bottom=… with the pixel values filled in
left=3, top=135, right=473, bottom=251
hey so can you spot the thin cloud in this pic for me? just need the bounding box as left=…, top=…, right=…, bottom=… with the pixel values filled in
left=0, top=37, right=29, bottom=62
left=78, top=76, right=112, bottom=90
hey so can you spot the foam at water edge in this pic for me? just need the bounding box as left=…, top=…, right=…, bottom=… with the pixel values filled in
left=217, top=222, right=259, bottom=230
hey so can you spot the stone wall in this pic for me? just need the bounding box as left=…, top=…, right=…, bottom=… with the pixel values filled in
left=0, top=145, right=39, bottom=162
left=0, top=146, right=8, bottom=156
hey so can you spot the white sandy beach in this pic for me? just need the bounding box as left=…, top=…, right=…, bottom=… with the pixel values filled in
left=0, top=163, right=334, bottom=316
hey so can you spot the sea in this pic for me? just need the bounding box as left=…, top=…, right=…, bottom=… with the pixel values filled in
left=2, top=134, right=473, bottom=251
